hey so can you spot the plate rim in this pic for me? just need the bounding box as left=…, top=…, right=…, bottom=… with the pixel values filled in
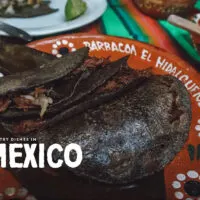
left=28, top=33, right=198, bottom=77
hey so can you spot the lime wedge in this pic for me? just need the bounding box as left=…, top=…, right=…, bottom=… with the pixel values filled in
left=65, top=0, right=87, bottom=21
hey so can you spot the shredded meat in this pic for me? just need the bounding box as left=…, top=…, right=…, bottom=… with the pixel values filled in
left=71, top=57, right=110, bottom=76
left=98, top=81, right=119, bottom=93
left=82, top=57, right=110, bottom=68
left=0, top=98, right=11, bottom=112
left=14, top=96, right=39, bottom=110
left=119, top=75, right=136, bottom=84
left=32, top=87, right=47, bottom=98
left=1, top=57, right=111, bottom=117
left=97, top=72, right=137, bottom=93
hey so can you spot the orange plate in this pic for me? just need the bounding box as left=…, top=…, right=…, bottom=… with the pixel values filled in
left=1, top=34, right=200, bottom=200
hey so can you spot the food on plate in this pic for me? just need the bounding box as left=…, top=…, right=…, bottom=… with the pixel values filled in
left=0, top=47, right=88, bottom=95
left=0, top=47, right=88, bottom=120
left=0, top=41, right=55, bottom=74
left=15, top=74, right=190, bottom=184
left=65, top=75, right=191, bottom=184
left=0, top=56, right=127, bottom=120
left=0, top=0, right=58, bottom=18
left=0, top=45, right=191, bottom=198
left=1, top=56, right=153, bottom=134
left=133, top=0, right=197, bottom=19
left=65, top=0, right=87, bottom=21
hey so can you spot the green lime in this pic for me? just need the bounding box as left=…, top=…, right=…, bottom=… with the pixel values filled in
left=65, top=0, right=87, bottom=21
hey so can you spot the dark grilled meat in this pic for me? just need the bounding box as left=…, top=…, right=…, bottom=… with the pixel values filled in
left=0, top=47, right=89, bottom=96
left=0, top=42, right=55, bottom=74
left=0, top=49, right=191, bottom=199
left=30, top=75, right=191, bottom=184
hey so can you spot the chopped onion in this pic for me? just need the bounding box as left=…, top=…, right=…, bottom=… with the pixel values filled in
left=21, top=93, right=53, bottom=118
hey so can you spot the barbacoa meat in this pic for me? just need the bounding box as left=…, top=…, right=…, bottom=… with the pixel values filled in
left=0, top=47, right=90, bottom=119
left=28, top=75, right=191, bottom=184
left=1, top=58, right=153, bottom=134
left=0, top=56, right=126, bottom=120
left=0, top=47, right=89, bottom=96
left=0, top=45, right=191, bottom=199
